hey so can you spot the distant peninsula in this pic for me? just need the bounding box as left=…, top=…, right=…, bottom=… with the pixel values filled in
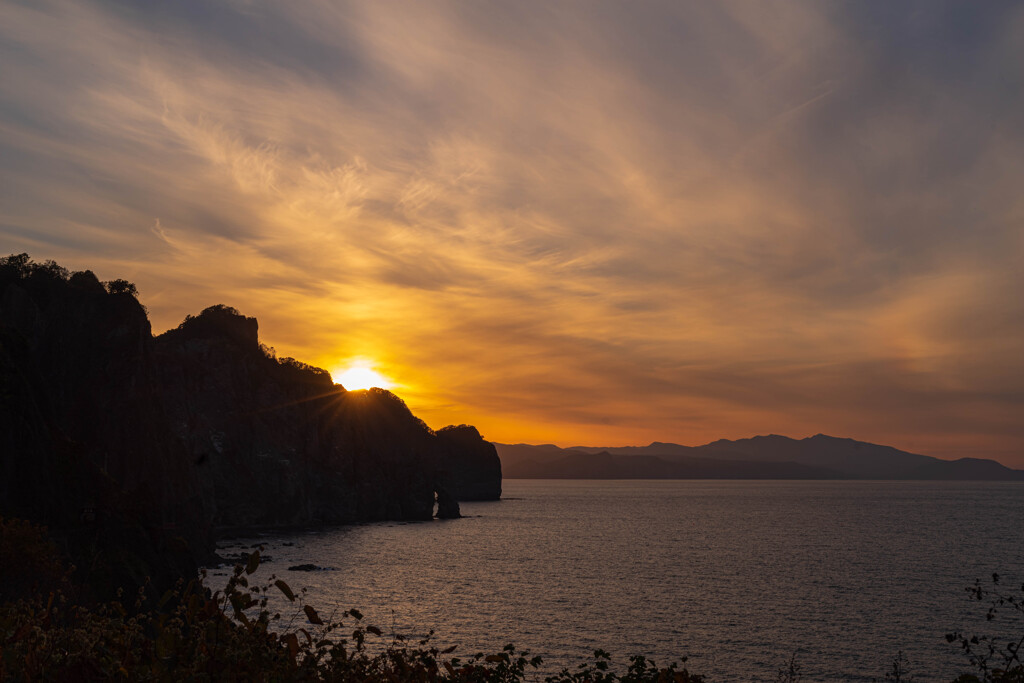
left=494, top=434, right=1024, bottom=481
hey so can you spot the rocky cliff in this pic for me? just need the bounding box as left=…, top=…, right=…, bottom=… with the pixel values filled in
left=0, top=258, right=207, bottom=595
left=0, top=255, right=501, bottom=593
left=151, top=303, right=500, bottom=526
left=433, top=425, right=502, bottom=500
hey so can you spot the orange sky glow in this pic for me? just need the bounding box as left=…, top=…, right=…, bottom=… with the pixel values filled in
left=2, top=2, right=1023, bottom=466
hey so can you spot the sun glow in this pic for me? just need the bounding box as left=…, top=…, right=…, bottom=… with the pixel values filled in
left=332, top=363, right=393, bottom=391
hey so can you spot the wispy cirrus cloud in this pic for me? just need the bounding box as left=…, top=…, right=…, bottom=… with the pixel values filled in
left=2, top=0, right=1024, bottom=463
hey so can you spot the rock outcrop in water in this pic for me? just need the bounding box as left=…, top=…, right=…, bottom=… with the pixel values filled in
left=433, top=425, right=503, bottom=500
left=0, top=254, right=500, bottom=594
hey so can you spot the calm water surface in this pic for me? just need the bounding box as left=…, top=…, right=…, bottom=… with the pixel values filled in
left=217, top=480, right=1024, bottom=681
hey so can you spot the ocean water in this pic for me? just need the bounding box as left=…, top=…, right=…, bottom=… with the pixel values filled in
left=215, top=480, right=1024, bottom=681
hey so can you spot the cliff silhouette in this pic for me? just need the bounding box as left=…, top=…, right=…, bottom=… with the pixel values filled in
left=0, top=254, right=500, bottom=595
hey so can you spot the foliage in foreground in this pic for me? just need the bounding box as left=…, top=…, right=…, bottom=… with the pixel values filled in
left=1, top=518, right=1023, bottom=682
left=0, top=549, right=702, bottom=682
left=947, top=573, right=1024, bottom=683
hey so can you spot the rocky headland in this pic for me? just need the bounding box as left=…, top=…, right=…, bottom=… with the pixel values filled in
left=0, top=254, right=501, bottom=596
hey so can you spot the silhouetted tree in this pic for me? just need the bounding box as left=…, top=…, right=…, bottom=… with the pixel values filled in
left=35, top=259, right=69, bottom=280
left=0, top=252, right=31, bottom=279
left=105, top=278, right=138, bottom=296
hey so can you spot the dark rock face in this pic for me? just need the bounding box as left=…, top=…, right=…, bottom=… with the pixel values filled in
left=150, top=305, right=500, bottom=528
left=0, top=255, right=502, bottom=595
left=434, top=486, right=461, bottom=519
left=432, top=425, right=502, bottom=500
left=0, top=261, right=209, bottom=596
left=153, top=306, right=428, bottom=528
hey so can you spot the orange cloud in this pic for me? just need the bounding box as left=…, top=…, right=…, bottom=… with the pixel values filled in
left=2, top=1, right=1024, bottom=466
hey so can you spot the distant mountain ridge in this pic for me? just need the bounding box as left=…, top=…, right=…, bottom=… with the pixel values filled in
left=495, top=434, right=1024, bottom=480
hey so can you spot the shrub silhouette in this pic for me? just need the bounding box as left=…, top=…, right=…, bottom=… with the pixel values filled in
left=0, top=545, right=704, bottom=682
left=947, top=574, right=1024, bottom=682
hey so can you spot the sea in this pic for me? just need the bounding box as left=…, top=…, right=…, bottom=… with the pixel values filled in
left=214, top=480, right=1024, bottom=682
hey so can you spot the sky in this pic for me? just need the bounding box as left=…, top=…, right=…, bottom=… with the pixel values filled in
left=2, top=1, right=1023, bottom=465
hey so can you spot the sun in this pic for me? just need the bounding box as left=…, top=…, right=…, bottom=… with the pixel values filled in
left=331, top=363, right=393, bottom=391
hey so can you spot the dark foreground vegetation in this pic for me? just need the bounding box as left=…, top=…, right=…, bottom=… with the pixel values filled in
left=0, top=517, right=704, bottom=682
left=2, top=518, right=1023, bottom=682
